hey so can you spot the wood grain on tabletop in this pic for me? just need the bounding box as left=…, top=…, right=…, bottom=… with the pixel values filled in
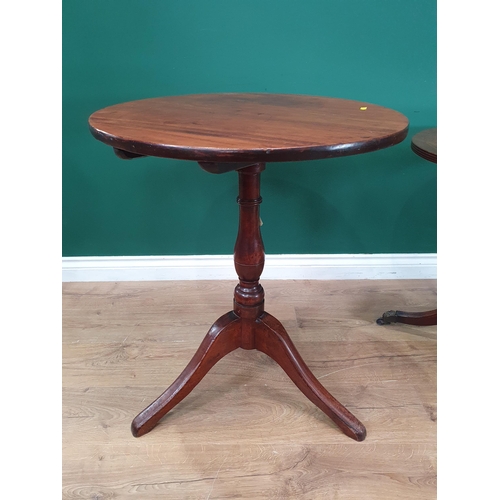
left=89, top=93, right=409, bottom=163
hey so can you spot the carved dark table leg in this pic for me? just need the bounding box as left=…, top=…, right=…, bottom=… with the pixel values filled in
left=377, top=308, right=437, bottom=326
left=255, top=312, right=366, bottom=441
left=132, top=162, right=366, bottom=441
left=131, top=311, right=241, bottom=437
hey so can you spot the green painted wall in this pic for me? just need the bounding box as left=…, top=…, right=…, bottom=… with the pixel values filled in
left=63, top=0, right=436, bottom=257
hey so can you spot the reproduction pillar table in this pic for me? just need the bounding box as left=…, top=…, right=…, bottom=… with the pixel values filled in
left=89, top=93, right=409, bottom=442
left=377, top=127, right=437, bottom=326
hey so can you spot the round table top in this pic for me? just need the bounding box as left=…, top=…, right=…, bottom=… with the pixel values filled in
left=411, top=128, right=437, bottom=163
left=89, top=93, right=409, bottom=163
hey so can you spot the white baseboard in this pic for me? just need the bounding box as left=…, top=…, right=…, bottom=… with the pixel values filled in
left=62, top=254, right=436, bottom=282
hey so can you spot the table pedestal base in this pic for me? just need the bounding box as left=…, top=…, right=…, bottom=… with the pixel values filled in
left=131, top=163, right=366, bottom=442
left=132, top=309, right=366, bottom=441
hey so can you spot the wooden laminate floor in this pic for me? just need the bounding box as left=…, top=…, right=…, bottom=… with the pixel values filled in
left=62, top=280, right=437, bottom=499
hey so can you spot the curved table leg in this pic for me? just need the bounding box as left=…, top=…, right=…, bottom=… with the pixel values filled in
left=377, top=308, right=437, bottom=326
left=131, top=311, right=241, bottom=437
left=255, top=312, right=366, bottom=442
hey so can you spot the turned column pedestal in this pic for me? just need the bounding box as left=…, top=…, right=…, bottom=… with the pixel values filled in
left=131, top=163, right=366, bottom=441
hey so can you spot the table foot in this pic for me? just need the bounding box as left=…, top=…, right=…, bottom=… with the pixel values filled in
left=131, top=311, right=241, bottom=437
left=376, top=308, right=437, bottom=326
left=256, top=312, right=366, bottom=441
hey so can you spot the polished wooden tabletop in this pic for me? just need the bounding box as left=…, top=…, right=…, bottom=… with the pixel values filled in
left=89, top=93, right=409, bottom=163
left=411, top=127, right=437, bottom=163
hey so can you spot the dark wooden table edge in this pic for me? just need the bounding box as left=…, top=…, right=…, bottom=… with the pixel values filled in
left=410, top=142, right=437, bottom=163
left=89, top=124, right=409, bottom=164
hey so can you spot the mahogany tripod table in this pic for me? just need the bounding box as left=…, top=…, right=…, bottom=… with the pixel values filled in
left=89, top=93, right=409, bottom=442
left=377, top=127, right=437, bottom=327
